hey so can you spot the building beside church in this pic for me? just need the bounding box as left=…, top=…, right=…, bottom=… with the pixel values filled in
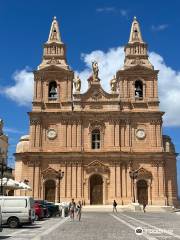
left=15, top=17, right=178, bottom=206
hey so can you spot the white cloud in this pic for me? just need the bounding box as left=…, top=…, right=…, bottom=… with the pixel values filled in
left=77, top=47, right=180, bottom=127
left=2, top=68, right=34, bottom=106
left=96, top=7, right=116, bottom=13
left=151, top=24, right=169, bottom=31
left=96, top=7, right=128, bottom=17
left=4, top=127, right=25, bottom=134
left=1, top=47, right=180, bottom=127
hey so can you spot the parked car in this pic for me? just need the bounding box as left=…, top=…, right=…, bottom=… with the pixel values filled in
left=0, top=196, right=35, bottom=228
left=33, top=203, right=44, bottom=220
left=34, top=200, right=59, bottom=217
left=0, top=206, right=3, bottom=232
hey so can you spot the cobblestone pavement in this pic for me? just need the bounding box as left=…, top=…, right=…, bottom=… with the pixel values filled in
left=1, top=212, right=180, bottom=240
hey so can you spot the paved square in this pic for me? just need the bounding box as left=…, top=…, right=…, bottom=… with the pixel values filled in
left=1, top=212, right=180, bottom=240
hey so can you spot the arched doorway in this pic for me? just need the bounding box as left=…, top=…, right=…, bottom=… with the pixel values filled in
left=44, top=179, right=56, bottom=202
left=90, top=174, right=103, bottom=205
left=137, top=180, right=148, bottom=205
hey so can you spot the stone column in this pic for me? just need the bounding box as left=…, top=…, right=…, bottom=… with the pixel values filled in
left=77, top=121, right=81, bottom=148
left=126, top=162, right=132, bottom=200
left=147, top=179, right=152, bottom=205
left=103, top=177, right=106, bottom=204
left=72, top=123, right=77, bottom=148
left=72, top=163, right=77, bottom=199
left=77, top=163, right=82, bottom=199
left=116, top=163, right=121, bottom=198
left=34, top=160, right=40, bottom=199
left=158, top=161, right=166, bottom=199
left=110, top=162, right=115, bottom=199
left=121, top=163, right=126, bottom=201
left=55, top=179, right=59, bottom=203
left=66, top=164, right=71, bottom=199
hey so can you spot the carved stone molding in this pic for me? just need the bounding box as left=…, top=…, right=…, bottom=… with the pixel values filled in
left=85, top=160, right=110, bottom=174
left=150, top=119, right=162, bottom=125
left=89, top=120, right=105, bottom=133
left=27, top=160, right=40, bottom=167
left=137, top=167, right=152, bottom=180
left=30, top=119, right=41, bottom=125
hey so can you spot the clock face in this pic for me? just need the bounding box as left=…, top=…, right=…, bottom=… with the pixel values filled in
left=136, top=129, right=146, bottom=139
left=47, top=129, right=57, bottom=140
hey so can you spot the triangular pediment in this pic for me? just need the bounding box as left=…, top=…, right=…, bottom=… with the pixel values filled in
left=36, top=64, right=72, bottom=73
left=87, top=160, right=107, bottom=168
left=42, top=167, right=58, bottom=177
left=86, top=160, right=110, bottom=174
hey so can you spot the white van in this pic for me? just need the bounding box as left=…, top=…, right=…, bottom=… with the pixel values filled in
left=0, top=196, right=35, bottom=228
left=0, top=205, right=2, bottom=232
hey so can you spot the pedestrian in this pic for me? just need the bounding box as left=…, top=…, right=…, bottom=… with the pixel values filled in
left=113, top=200, right=117, bottom=213
left=69, top=198, right=76, bottom=220
left=76, top=201, right=82, bottom=221
left=143, top=200, right=147, bottom=213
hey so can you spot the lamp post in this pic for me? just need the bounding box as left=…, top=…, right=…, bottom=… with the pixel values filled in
left=56, top=170, right=64, bottom=203
left=0, top=150, right=11, bottom=196
left=129, top=169, right=139, bottom=203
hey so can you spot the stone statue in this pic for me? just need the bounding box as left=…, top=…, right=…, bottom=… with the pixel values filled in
left=73, top=75, right=81, bottom=92
left=110, top=75, right=117, bottom=92
left=92, top=61, right=99, bottom=81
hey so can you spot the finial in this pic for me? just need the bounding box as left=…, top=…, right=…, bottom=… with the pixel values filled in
left=53, top=16, right=57, bottom=20
left=134, top=16, right=137, bottom=20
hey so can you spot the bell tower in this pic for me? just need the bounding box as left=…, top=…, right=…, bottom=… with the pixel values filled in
left=117, top=17, right=159, bottom=111
left=32, top=17, right=74, bottom=112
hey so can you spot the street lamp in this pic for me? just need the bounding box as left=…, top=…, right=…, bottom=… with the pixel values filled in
left=0, top=151, right=12, bottom=195
left=56, top=170, right=64, bottom=203
left=129, top=169, right=139, bottom=203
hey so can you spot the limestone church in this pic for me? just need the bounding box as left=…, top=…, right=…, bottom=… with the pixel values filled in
left=15, top=17, right=178, bottom=206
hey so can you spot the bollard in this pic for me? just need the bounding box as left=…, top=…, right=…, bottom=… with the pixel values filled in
left=62, top=208, right=65, bottom=218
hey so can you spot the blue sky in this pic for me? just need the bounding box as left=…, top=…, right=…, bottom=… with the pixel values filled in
left=0, top=0, right=180, bottom=196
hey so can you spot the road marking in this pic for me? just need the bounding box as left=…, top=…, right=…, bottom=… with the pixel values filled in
left=9, top=228, right=29, bottom=236
left=32, top=217, right=69, bottom=240
left=121, top=213, right=180, bottom=240
left=110, top=214, right=158, bottom=240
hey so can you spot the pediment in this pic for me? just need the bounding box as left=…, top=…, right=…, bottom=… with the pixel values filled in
left=137, top=167, right=152, bottom=179
left=74, top=83, right=118, bottom=102
left=86, top=160, right=110, bottom=174
left=42, top=167, right=58, bottom=177
left=118, top=64, right=158, bottom=74
left=35, top=64, right=73, bottom=73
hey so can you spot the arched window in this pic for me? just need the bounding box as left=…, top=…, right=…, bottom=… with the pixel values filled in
left=49, top=81, right=57, bottom=99
left=135, top=80, right=143, bottom=99
left=92, top=129, right=100, bottom=149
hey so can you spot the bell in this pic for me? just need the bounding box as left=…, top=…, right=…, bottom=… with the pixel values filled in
left=49, top=86, right=57, bottom=98
left=136, top=85, right=142, bottom=92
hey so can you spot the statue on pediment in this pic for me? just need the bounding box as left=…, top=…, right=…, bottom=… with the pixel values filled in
left=92, top=61, right=99, bottom=81
left=73, top=75, right=81, bottom=92
left=110, top=75, right=117, bottom=92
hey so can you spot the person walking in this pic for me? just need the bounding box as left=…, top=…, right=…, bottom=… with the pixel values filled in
left=113, top=200, right=117, bottom=213
left=143, top=200, right=147, bottom=213
left=76, top=201, right=82, bottom=221
left=69, top=199, right=76, bottom=220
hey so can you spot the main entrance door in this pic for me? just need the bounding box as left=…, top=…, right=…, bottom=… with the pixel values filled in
left=137, top=180, right=148, bottom=205
left=90, top=174, right=103, bottom=205
left=44, top=179, right=56, bottom=202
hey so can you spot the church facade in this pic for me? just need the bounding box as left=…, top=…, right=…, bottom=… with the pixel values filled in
left=15, top=17, right=178, bottom=206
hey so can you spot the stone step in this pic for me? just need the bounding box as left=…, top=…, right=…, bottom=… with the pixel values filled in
left=81, top=204, right=175, bottom=212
